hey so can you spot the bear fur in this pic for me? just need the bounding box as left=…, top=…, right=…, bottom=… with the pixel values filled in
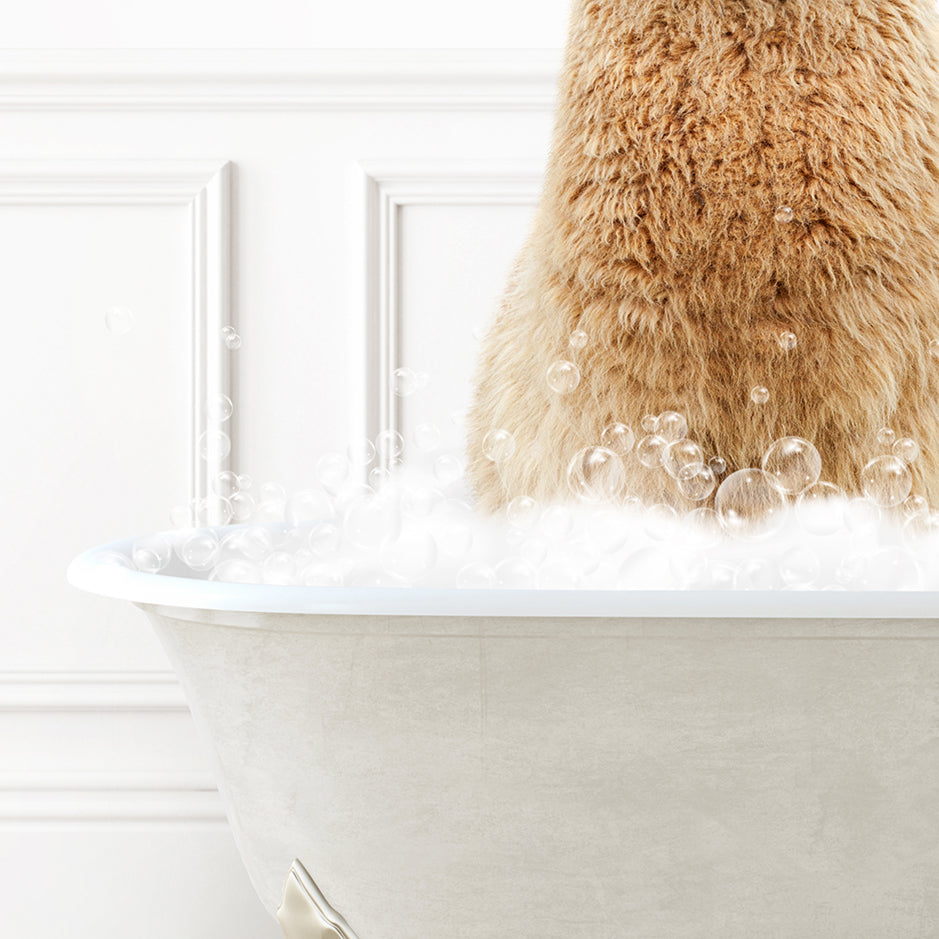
left=467, top=0, right=939, bottom=513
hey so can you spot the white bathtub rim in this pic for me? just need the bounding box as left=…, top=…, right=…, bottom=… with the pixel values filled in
left=67, top=534, right=939, bottom=619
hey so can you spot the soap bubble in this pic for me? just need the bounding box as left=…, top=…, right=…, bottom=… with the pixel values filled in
left=795, top=481, right=845, bottom=535
left=876, top=427, right=896, bottom=448
left=212, top=470, right=240, bottom=498
left=221, top=526, right=272, bottom=563
left=903, top=495, right=930, bottom=519
left=211, top=559, right=260, bottom=584
left=376, top=429, right=405, bottom=463
left=434, top=454, right=464, bottom=486
left=507, top=495, right=540, bottom=530
left=229, top=491, right=256, bottom=522
left=178, top=529, right=220, bottom=571
left=600, top=422, right=635, bottom=457
left=221, top=325, right=242, bottom=350
left=636, top=434, right=668, bottom=468
left=494, top=557, right=538, bottom=588
left=750, top=385, right=770, bottom=405
left=413, top=423, right=441, bottom=453
left=677, top=462, right=717, bottom=501
left=105, top=306, right=134, bottom=335
left=393, top=367, right=419, bottom=397
left=860, top=455, right=912, bottom=507
left=774, top=205, right=794, bottom=223
left=778, top=331, right=797, bottom=351
left=663, top=438, right=704, bottom=478
left=762, top=437, right=821, bottom=495
left=483, top=429, right=516, bottom=463
left=286, top=488, right=333, bottom=526
left=779, top=546, right=820, bottom=586
left=315, top=452, right=350, bottom=493
left=708, top=456, right=727, bottom=476
left=457, top=562, right=496, bottom=589
left=380, top=530, right=438, bottom=581
left=260, top=481, right=287, bottom=504
left=132, top=535, right=172, bottom=573
left=714, top=469, right=786, bottom=537
left=566, top=447, right=625, bottom=503
left=206, top=393, right=233, bottom=422
left=308, top=521, right=342, bottom=558
left=893, top=437, right=920, bottom=463
left=641, top=414, right=658, bottom=433
left=344, top=493, right=402, bottom=549
left=546, top=360, right=581, bottom=394
left=347, top=438, right=376, bottom=467
left=237, top=473, right=253, bottom=490
left=368, top=467, right=392, bottom=490
left=569, top=328, right=589, bottom=350
left=199, top=430, right=232, bottom=461
left=657, top=411, right=688, bottom=442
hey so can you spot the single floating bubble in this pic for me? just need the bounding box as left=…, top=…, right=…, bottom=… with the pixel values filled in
left=347, top=438, right=376, bottom=467
left=929, top=339, right=939, bottom=360
left=368, top=466, right=392, bottom=490
left=893, top=437, right=920, bottom=464
left=636, top=434, right=668, bottom=468
left=677, top=462, right=717, bottom=501
left=569, top=328, right=589, bottom=350
left=778, top=331, right=797, bottom=351
left=708, top=456, right=727, bottom=476
left=903, top=495, right=930, bottom=519
left=601, top=422, right=635, bottom=457
left=393, top=367, right=419, bottom=397
left=132, top=535, right=172, bottom=573
left=507, top=495, right=540, bottom=530
left=263, top=551, right=296, bottom=586
left=714, top=469, right=786, bottom=537
left=774, top=205, right=794, bottom=223
left=221, top=325, right=242, bottom=350
left=179, top=529, right=220, bottom=572
left=206, top=393, right=233, bottom=423
left=546, top=360, right=581, bottom=395
left=376, top=429, right=405, bottom=463
left=795, top=481, right=845, bottom=536
left=229, top=491, right=255, bottom=522
left=413, top=423, right=441, bottom=453
left=260, top=481, right=287, bottom=505
left=641, top=414, right=658, bottom=433
left=212, top=469, right=240, bottom=499
left=663, top=438, right=704, bottom=478
left=657, top=411, right=688, bottom=442
left=105, top=306, right=134, bottom=336
left=877, top=427, right=896, bottom=449
left=567, top=446, right=625, bottom=503
left=199, top=430, right=232, bottom=461
left=762, top=437, right=822, bottom=495
left=237, top=473, right=253, bottom=490
left=750, top=385, right=770, bottom=405
left=483, top=429, right=517, bottom=463
left=860, top=455, right=912, bottom=507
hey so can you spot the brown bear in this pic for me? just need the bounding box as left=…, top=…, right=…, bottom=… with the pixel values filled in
left=467, top=0, right=939, bottom=514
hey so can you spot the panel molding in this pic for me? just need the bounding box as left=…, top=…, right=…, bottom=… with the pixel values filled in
left=0, top=49, right=560, bottom=111
left=359, top=160, right=541, bottom=464
left=0, top=159, right=232, bottom=515
left=0, top=670, right=224, bottom=823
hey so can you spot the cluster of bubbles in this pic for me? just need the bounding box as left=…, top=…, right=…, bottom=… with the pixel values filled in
left=108, top=404, right=939, bottom=591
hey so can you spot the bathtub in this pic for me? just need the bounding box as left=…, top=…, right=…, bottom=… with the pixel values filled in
left=68, top=534, right=939, bottom=938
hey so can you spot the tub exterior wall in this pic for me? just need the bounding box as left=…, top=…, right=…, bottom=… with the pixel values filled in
left=0, top=46, right=558, bottom=939
left=149, top=607, right=939, bottom=938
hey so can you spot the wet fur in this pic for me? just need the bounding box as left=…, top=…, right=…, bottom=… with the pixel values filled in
left=467, top=0, right=939, bottom=511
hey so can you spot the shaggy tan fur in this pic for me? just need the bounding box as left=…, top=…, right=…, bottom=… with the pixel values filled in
left=467, top=0, right=939, bottom=512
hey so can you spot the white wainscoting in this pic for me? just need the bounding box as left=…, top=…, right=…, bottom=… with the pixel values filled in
left=0, top=50, right=557, bottom=938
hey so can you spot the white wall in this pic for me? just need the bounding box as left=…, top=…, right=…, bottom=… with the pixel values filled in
left=0, top=47, right=559, bottom=938
left=2, top=1, right=571, bottom=48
